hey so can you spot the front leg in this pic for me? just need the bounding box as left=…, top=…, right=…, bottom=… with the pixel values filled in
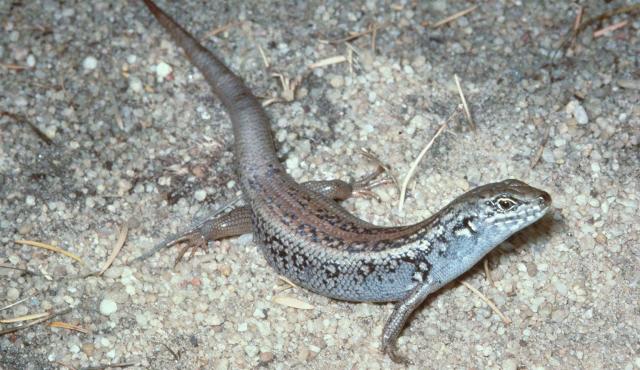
left=382, top=281, right=437, bottom=364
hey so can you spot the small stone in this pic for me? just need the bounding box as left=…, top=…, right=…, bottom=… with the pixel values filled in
left=82, top=343, right=95, bottom=357
left=99, top=298, right=117, bottom=316
left=259, top=351, right=274, bottom=364
left=329, top=75, right=344, bottom=88
left=129, top=77, right=143, bottom=93
left=25, top=195, right=35, bottom=206
left=595, top=233, right=607, bottom=244
left=155, top=61, right=172, bottom=80
left=194, top=189, right=207, bottom=201
left=575, top=194, right=587, bottom=206
left=244, top=344, right=259, bottom=357
left=26, top=54, right=35, bottom=67
left=502, top=358, right=518, bottom=370
left=7, top=287, right=19, bottom=301
left=82, top=56, right=98, bottom=71
left=566, top=100, right=588, bottom=125
left=207, top=315, right=224, bottom=326
left=253, top=308, right=266, bottom=319
left=218, top=264, right=232, bottom=277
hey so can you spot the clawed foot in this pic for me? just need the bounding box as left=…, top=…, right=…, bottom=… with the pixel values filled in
left=165, top=229, right=209, bottom=267
left=351, top=165, right=393, bottom=201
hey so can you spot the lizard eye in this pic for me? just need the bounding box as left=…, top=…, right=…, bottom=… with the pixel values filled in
left=496, top=197, right=517, bottom=211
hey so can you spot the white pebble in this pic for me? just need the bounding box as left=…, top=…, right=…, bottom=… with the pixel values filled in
left=207, top=315, right=224, bottom=326
left=82, top=56, right=98, bottom=71
left=25, top=195, right=35, bottom=206
left=126, top=54, right=138, bottom=64
left=244, top=344, right=259, bottom=357
left=566, top=100, right=588, bottom=125
left=7, top=287, right=20, bottom=301
left=253, top=308, right=266, bottom=319
left=99, top=298, right=117, bottom=316
left=128, top=77, right=143, bottom=93
left=194, top=189, right=207, bottom=201
left=26, top=54, right=35, bottom=67
left=155, top=61, right=172, bottom=80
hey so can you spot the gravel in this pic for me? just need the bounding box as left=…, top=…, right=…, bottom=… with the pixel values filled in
left=1, top=0, right=638, bottom=369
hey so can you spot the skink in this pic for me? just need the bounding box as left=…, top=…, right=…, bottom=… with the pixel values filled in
left=141, top=0, right=551, bottom=362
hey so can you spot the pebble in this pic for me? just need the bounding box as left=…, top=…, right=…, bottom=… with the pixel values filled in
left=26, top=54, right=35, bottom=67
left=194, top=189, right=207, bottom=201
left=7, top=287, right=19, bottom=301
left=502, top=358, right=518, bottom=370
left=129, top=77, right=143, bottom=93
left=253, top=308, right=266, bottom=319
left=99, top=298, right=118, bottom=316
left=244, top=344, right=259, bottom=357
left=155, top=61, right=172, bottom=80
left=82, top=56, right=98, bottom=70
left=566, top=100, right=589, bottom=125
left=259, top=351, right=274, bottom=363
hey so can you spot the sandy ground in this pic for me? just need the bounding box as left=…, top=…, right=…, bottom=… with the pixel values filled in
left=1, top=1, right=639, bottom=369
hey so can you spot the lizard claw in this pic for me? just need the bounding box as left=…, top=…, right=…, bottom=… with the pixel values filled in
left=351, top=166, right=393, bottom=201
left=169, top=231, right=209, bottom=267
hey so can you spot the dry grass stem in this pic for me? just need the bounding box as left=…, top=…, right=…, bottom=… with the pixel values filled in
left=48, top=321, right=90, bottom=334
left=460, top=281, right=511, bottom=324
left=433, top=5, right=478, bottom=28
left=272, top=295, right=315, bottom=310
left=308, top=55, right=347, bottom=69
left=454, top=74, right=475, bottom=129
left=99, top=224, right=129, bottom=275
left=14, top=239, right=86, bottom=266
left=397, top=118, right=451, bottom=213
left=593, top=20, right=628, bottom=37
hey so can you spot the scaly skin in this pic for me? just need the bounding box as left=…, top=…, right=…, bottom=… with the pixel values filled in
left=141, top=0, right=552, bottom=362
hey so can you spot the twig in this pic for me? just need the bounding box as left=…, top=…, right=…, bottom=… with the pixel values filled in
left=14, top=239, right=86, bottom=266
left=433, top=5, right=478, bottom=28
left=257, top=44, right=269, bottom=69
left=397, top=109, right=459, bottom=213
left=0, top=307, right=72, bottom=336
left=80, top=362, right=137, bottom=370
left=556, top=4, right=640, bottom=56
left=460, top=281, right=511, bottom=324
left=308, top=55, right=347, bottom=69
left=324, top=23, right=387, bottom=45
left=593, top=20, right=628, bottom=37
left=529, top=125, right=550, bottom=169
left=1, top=111, right=53, bottom=145
left=0, top=63, right=29, bottom=71
left=1, top=297, right=30, bottom=311
left=483, top=259, right=495, bottom=287
left=570, top=6, right=584, bottom=50
left=0, top=312, right=50, bottom=324
left=48, top=321, right=90, bottom=334
left=454, top=74, right=475, bottom=129
left=205, top=22, right=236, bottom=38
left=161, top=342, right=180, bottom=360
left=0, top=264, right=41, bottom=276
left=98, top=224, right=128, bottom=275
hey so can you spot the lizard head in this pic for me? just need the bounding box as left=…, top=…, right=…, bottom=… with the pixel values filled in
left=455, top=179, right=551, bottom=241
left=436, top=179, right=551, bottom=269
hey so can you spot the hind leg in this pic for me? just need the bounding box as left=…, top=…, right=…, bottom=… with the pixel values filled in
left=136, top=169, right=387, bottom=265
